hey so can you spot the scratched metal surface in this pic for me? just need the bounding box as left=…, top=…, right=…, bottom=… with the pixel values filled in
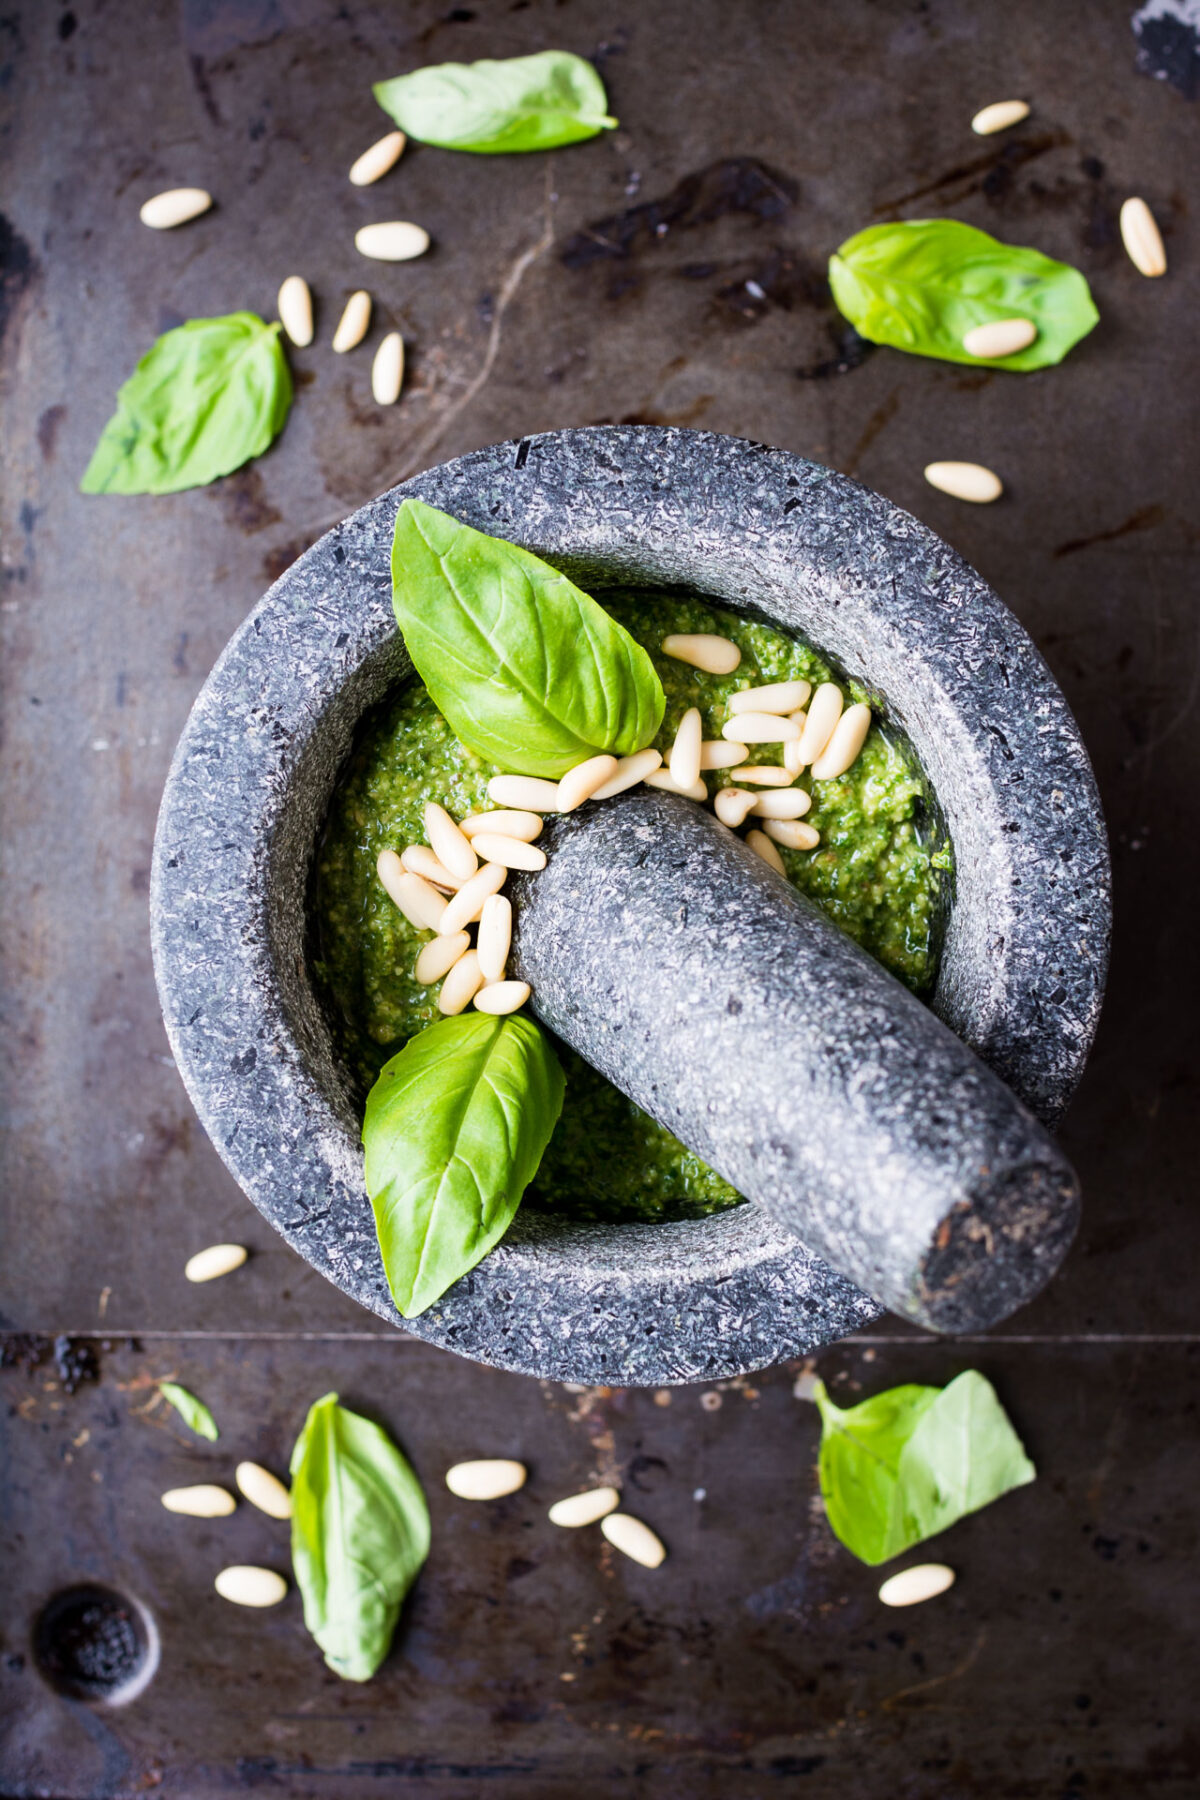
left=1, top=0, right=1198, bottom=1794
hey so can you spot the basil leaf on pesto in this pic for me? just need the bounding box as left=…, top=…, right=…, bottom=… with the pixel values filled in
left=814, top=1371, right=1035, bottom=1565
left=828, top=220, right=1098, bottom=370
left=374, top=50, right=616, bottom=153
left=363, top=1013, right=565, bottom=1318
left=290, top=1392, right=430, bottom=1682
left=158, top=1380, right=219, bottom=1441
left=80, top=312, right=292, bottom=495
left=391, top=498, right=665, bottom=778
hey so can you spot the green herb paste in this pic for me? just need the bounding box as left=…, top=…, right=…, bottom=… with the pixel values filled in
left=311, top=592, right=947, bottom=1223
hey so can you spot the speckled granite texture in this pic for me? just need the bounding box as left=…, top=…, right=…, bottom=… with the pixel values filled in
left=510, top=791, right=1080, bottom=1334
left=150, top=427, right=1110, bottom=1383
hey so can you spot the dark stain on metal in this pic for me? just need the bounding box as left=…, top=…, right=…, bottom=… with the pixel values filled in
left=36, top=403, right=66, bottom=461
left=795, top=322, right=873, bottom=380
left=0, top=212, right=37, bottom=346
left=873, top=130, right=1071, bottom=216
left=1, top=1332, right=51, bottom=1373
left=1053, top=504, right=1167, bottom=558
left=58, top=10, right=77, bottom=40
left=53, top=1336, right=98, bottom=1393
left=840, top=389, right=901, bottom=476
left=262, top=532, right=318, bottom=583
left=187, top=53, right=222, bottom=127
left=215, top=465, right=283, bottom=534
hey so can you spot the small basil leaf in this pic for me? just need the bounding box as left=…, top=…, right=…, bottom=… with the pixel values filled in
left=374, top=50, right=616, bottom=153
left=290, top=1392, right=430, bottom=1682
left=392, top=499, right=665, bottom=777
left=80, top=312, right=292, bottom=495
left=814, top=1371, right=1035, bottom=1565
left=158, top=1381, right=219, bottom=1441
left=363, top=1013, right=565, bottom=1318
left=828, top=219, right=1098, bottom=370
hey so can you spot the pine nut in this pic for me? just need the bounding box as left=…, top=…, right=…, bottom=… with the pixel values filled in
left=794, top=683, right=843, bottom=766
left=476, top=893, right=512, bottom=983
left=445, top=1459, right=526, bottom=1500
left=923, top=461, right=1003, bottom=503
left=736, top=765, right=794, bottom=786
left=371, top=331, right=405, bottom=405
left=139, top=187, right=212, bottom=229
left=589, top=747, right=663, bottom=799
left=661, top=633, right=741, bottom=674
left=461, top=810, right=544, bottom=842
left=184, top=1243, right=247, bottom=1283
left=425, top=801, right=477, bottom=882
left=669, top=707, right=703, bottom=788
left=728, top=679, right=811, bottom=716
left=962, top=317, right=1037, bottom=359
left=1120, top=196, right=1166, bottom=277
left=474, top=980, right=531, bottom=1015
left=644, top=769, right=707, bottom=801
left=764, top=819, right=820, bottom=851
left=401, top=845, right=463, bottom=890
left=971, top=99, right=1030, bottom=135
left=377, top=853, right=448, bottom=931
left=746, top=828, right=786, bottom=874
left=557, top=753, right=619, bottom=812
left=235, top=1462, right=292, bottom=1520
left=214, top=1566, right=287, bottom=1608
left=488, top=775, right=563, bottom=811
left=471, top=833, right=546, bottom=872
left=438, top=948, right=485, bottom=1015
left=699, top=740, right=746, bottom=770
left=332, top=290, right=372, bottom=353
left=811, top=702, right=872, bottom=780
left=349, top=130, right=407, bottom=186
left=439, top=863, right=507, bottom=935
left=601, top=1512, right=666, bottom=1568
left=415, top=930, right=470, bottom=985
left=878, top=1563, right=956, bottom=1607
left=750, top=789, right=812, bottom=820
left=548, top=1487, right=620, bottom=1527
left=355, top=221, right=430, bottom=262
left=277, top=275, right=313, bottom=348
left=714, top=787, right=757, bottom=828
left=722, top=711, right=802, bottom=744
left=161, top=1484, right=236, bottom=1517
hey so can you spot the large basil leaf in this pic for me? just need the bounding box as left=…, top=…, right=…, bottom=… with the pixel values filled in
left=828, top=220, right=1098, bottom=370
left=374, top=50, right=616, bottom=153
left=814, top=1370, right=1035, bottom=1565
left=391, top=499, right=665, bottom=777
left=158, top=1381, right=219, bottom=1441
left=80, top=312, right=292, bottom=495
left=363, top=1013, right=564, bottom=1318
left=290, top=1392, right=430, bottom=1682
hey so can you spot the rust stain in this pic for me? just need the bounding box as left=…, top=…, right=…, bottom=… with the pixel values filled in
left=1053, top=504, right=1167, bottom=559
left=840, top=389, right=901, bottom=476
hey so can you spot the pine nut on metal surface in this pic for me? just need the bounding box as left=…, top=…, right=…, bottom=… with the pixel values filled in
left=1120, top=196, right=1166, bottom=277
left=415, top=930, right=470, bottom=985
left=277, top=275, right=313, bottom=347
left=557, top=753, right=619, bottom=811
left=371, top=331, right=405, bottom=405
left=476, top=893, right=512, bottom=983
left=439, top=864, right=507, bottom=935
left=601, top=1512, right=666, bottom=1568
left=354, top=221, right=430, bottom=262
left=139, top=187, right=212, bottom=229
left=794, top=683, right=843, bottom=765
left=470, top=833, right=547, bottom=872
left=661, top=633, right=741, bottom=674
left=184, top=1243, right=247, bottom=1283
left=235, top=1462, right=292, bottom=1520
left=332, top=290, right=371, bottom=353
left=728, top=679, right=811, bottom=716
left=349, top=130, right=406, bottom=186
left=589, top=747, right=663, bottom=799
left=474, top=980, right=531, bottom=1015
left=425, top=801, right=477, bottom=882
left=445, top=1459, right=527, bottom=1500
left=438, top=949, right=485, bottom=1015
left=722, top=711, right=802, bottom=744
left=746, top=828, right=786, bottom=874
left=811, top=702, right=872, bottom=780
left=878, top=1563, right=956, bottom=1607
left=488, top=775, right=563, bottom=811
left=669, top=707, right=703, bottom=789
left=750, top=788, right=812, bottom=819
left=161, top=1484, right=236, bottom=1517
left=971, top=99, right=1029, bottom=134
left=214, top=1566, right=287, bottom=1607
left=549, top=1487, right=621, bottom=1527
left=962, top=317, right=1037, bottom=359
left=461, top=809, right=544, bottom=842
left=923, top=461, right=1003, bottom=503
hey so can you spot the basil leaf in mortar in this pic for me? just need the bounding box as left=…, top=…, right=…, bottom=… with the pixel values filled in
left=813, top=1370, right=1035, bottom=1565
left=80, top=312, right=292, bottom=495
left=374, top=50, right=616, bottom=153
left=290, top=1392, right=430, bottom=1682
left=828, top=220, right=1098, bottom=370
left=391, top=498, right=665, bottom=778
left=158, top=1381, right=219, bottom=1441
left=363, top=1013, right=565, bottom=1318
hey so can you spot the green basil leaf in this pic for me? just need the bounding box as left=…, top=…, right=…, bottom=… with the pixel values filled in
left=158, top=1381, right=219, bottom=1441
left=80, top=312, right=292, bottom=495
left=814, top=1370, right=1035, bottom=1565
left=391, top=498, right=665, bottom=777
left=828, top=220, right=1098, bottom=370
left=363, top=1013, right=565, bottom=1318
left=374, top=50, right=616, bottom=153
left=290, top=1392, right=430, bottom=1682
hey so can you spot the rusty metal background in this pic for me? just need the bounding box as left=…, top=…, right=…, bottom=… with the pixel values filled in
left=1, top=1, right=1198, bottom=1794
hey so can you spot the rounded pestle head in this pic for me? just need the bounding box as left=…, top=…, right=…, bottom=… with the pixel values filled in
left=509, top=788, right=1081, bottom=1334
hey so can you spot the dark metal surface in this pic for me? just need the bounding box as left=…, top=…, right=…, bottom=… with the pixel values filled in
left=1, top=1, right=1198, bottom=1794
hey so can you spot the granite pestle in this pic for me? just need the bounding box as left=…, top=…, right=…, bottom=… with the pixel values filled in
left=509, top=787, right=1081, bottom=1334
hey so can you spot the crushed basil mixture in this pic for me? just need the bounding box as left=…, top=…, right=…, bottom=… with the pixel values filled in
left=311, top=591, right=948, bottom=1223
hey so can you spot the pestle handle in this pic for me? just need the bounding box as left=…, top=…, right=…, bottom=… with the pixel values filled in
left=508, top=789, right=1079, bottom=1334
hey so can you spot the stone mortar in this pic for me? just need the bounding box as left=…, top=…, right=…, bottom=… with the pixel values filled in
left=150, top=427, right=1110, bottom=1385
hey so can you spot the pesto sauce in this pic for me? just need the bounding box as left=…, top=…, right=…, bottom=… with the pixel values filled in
left=311, top=591, right=947, bottom=1224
